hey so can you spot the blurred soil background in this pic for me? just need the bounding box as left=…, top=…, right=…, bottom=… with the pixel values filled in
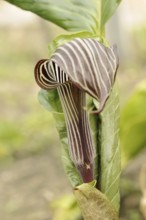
left=0, top=0, right=146, bottom=219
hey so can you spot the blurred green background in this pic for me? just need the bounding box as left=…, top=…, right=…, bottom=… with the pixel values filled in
left=0, top=1, right=146, bottom=220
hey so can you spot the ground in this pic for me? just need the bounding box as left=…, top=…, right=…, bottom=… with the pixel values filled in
left=0, top=151, right=71, bottom=220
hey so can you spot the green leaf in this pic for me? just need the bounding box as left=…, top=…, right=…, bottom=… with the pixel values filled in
left=120, top=80, right=146, bottom=165
left=94, top=83, right=121, bottom=211
left=96, top=0, right=122, bottom=31
left=74, top=182, right=118, bottom=220
left=5, top=0, right=122, bottom=35
left=5, top=0, right=97, bottom=34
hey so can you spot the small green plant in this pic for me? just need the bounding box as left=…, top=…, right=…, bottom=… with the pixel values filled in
left=5, top=0, right=122, bottom=219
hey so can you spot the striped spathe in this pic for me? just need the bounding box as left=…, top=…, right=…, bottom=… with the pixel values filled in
left=34, top=38, right=118, bottom=183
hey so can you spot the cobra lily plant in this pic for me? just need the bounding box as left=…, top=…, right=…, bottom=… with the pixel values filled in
left=5, top=0, right=122, bottom=218
left=34, top=38, right=118, bottom=183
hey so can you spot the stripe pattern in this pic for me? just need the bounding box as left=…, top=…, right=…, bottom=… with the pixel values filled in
left=35, top=59, right=95, bottom=182
left=34, top=38, right=119, bottom=183
left=58, top=84, right=95, bottom=182
left=51, top=38, right=118, bottom=113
